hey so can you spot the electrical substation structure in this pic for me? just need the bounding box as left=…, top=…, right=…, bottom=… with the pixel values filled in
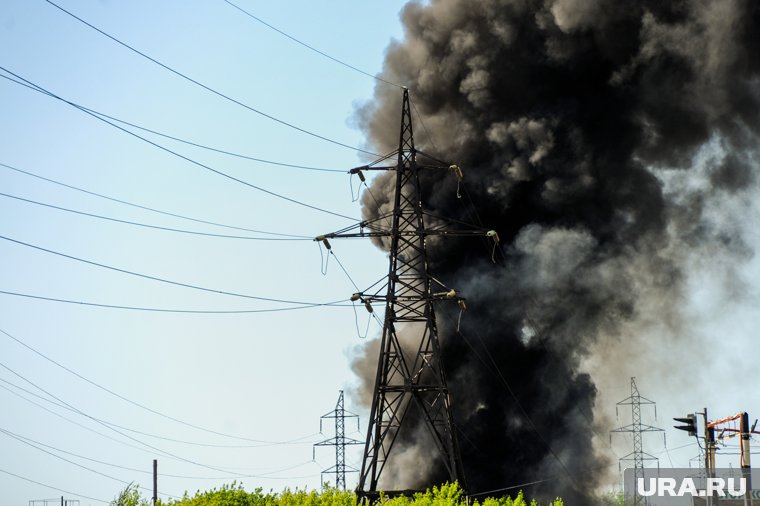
left=316, top=88, right=496, bottom=501
left=29, top=499, right=79, bottom=506
left=314, top=390, right=362, bottom=489
left=611, top=377, right=664, bottom=506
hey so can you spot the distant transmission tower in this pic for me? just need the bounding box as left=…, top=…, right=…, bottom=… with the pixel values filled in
left=611, top=377, right=664, bottom=506
left=316, top=88, right=495, bottom=501
left=313, top=390, right=362, bottom=489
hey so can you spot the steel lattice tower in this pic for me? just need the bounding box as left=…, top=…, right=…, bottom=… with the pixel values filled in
left=317, top=89, right=493, bottom=501
left=611, top=377, right=664, bottom=506
left=314, top=390, right=362, bottom=489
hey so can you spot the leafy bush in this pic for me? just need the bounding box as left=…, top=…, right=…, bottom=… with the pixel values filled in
left=112, top=481, right=562, bottom=506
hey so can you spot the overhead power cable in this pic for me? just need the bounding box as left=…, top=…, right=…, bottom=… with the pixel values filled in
left=441, top=310, right=577, bottom=486
left=0, top=76, right=343, bottom=174
left=89, top=107, right=345, bottom=173
left=0, top=69, right=355, bottom=221
left=0, top=381, right=190, bottom=463
left=42, top=0, right=378, bottom=156
left=1, top=325, right=326, bottom=446
left=0, top=233, right=345, bottom=307
left=0, top=289, right=347, bottom=314
left=0, top=427, right=180, bottom=500
left=0, top=380, right=320, bottom=479
left=0, top=372, right=319, bottom=454
left=0, top=466, right=110, bottom=504
left=221, top=0, right=404, bottom=89
left=0, top=191, right=312, bottom=241
left=1, top=426, right=316, bottom=481
left=0, top=375, right=320, bottom=450
left=0, top=360, right=260, bottom=477
left=0, top=161, right=310, bottom=237
left=469, top=478, right=555, bottom=498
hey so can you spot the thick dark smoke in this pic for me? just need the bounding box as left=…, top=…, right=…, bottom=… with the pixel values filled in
left=351, top=0, right=760, bottom=503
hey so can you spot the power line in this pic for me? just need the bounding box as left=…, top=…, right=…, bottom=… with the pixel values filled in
left=0, top=233, right=346, bottom=307
left=0, top=381, right=193, bottom=464
left=0, top=327, right=325, bottom=447
left=469, top=478, right=555, bottom=498
left=221, top=0, right=404, bottom=89
left=0, top=373, right=318, bottom=451
left=442, top=310, right=577, bottom=486
left=0, top=69, right=356, bottom=221
left=0, top=424, right=316, bottom=481
left=108, top=421, right=320, bottom=449
left=0, top=426, right=181, bottom=500
left=0, top=289, right=347, bottom=314
left=0, top=466, right=110, bottom=504
left=0, top=76, right=343, bottom=174
left=0, top=360, right=262, bottom=477
left=0, top=161, right=311, bottom=238
left=42, top=0, right=378, bottom=156
left=0, top=191, right=313, bottom=241
left=0, top=377, right=320, bottom=480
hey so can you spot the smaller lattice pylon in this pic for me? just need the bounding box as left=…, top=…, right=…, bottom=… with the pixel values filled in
left=610, top=377, right=664, bottom=506
left=314, top=390, right=363, bottom=490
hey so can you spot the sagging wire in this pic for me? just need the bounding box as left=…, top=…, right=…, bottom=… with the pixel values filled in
left=486, top=229, right=500, bottom=263
left=349, top=169, right=365, bottom=202
left=315, top=236, right=332, bottom=275
left=455, top=178, right=503, bottom=264
left=456, top=298, right=467, bottom=333
left=350, top=296, right=373, bottom=339
left=314, top=237, right=384, bottom=338
left=332, top=254, right=382, bottom=338
left=435, top=288, right=468, bottom=332
left=350, top=168, right=394, bottom=234
left=351, top=292, right=385, bottom=337
left=449, top=164, right=464, bottom=199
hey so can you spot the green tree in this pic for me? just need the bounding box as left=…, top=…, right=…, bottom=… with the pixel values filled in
left=117, top=480, right=562, bottom=506
left=111, top=483, right=151, bottom=506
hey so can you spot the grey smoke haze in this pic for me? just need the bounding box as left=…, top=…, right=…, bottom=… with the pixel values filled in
left=351, top=0, right=760, bottom=503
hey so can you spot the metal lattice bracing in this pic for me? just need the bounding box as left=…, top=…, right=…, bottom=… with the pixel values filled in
left=358, top=89, right=464, bottom=497
left=611, top=377, right=664, bottom=506
left=314, top=390, right=362, bottom=490
left=317, top=89, right=494, bottom=500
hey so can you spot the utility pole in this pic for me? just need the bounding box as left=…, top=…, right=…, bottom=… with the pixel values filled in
left=702, top=409, right=711, bottom=475
left=152, top=459, right=158, bottom=506
left=740, top=412, right=753, bottom=506
left=313, top=390, right=362, bottom=489
left=611, top=377, right=664, bottom=506
left=316, top=88, right=495, bottom=501
left=709, top=411, right=755, bottom=506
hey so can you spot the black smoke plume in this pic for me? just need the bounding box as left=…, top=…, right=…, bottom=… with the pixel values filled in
left=352, top=0, right=760, bottom=503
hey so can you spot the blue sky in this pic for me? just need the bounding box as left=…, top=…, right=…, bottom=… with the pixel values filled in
left=2, top=1, right=760, bottom=504
left=0, top=0, right=406, bottom=503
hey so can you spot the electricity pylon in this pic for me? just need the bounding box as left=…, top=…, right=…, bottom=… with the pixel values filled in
left=611, top=377, right=664, bottom=506
left=313, top=390, right=362, bottom=490
left=316, top=88, right=495, bottom=501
